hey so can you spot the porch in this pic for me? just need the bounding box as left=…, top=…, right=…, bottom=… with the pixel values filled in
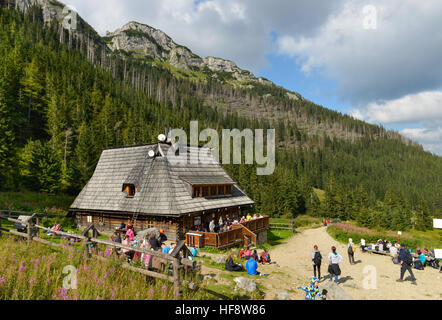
left=185, top=216, right=270, bottom=249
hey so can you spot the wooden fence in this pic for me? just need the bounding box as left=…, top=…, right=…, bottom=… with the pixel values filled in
left=0, top=213, right=198, bottom=295
left=269, top=220, right=295, bottom=233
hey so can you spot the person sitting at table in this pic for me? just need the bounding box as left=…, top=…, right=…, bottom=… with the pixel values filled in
left=238, top=248, right=244, bottom=259
left=414, top=251, right=426, bottom=270
left=246, top=213, right=252, bottom=221
left=225, top=253, right=243, bottom=271
left=125, top=225, right=135, bottom=242
left=119, top=221, right=126, bottom=230
left=240, top=216, right=246, bottom=224
left=122, top=235, right=135, bottom=262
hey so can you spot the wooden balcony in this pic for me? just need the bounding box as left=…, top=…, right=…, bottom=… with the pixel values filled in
left=185, top=216, right=269, bottom=249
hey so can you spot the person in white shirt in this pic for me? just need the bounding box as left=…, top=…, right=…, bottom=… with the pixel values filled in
left=328, top=246, right=343, bottom=283
left=360, top=238, right=366, bottom=251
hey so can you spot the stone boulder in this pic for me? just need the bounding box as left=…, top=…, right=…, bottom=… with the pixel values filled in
left=320, top=282, right=353, bottom=300
left=233, top=277, right=258, bottom=293
left=213, top=256, right=226, bottom=264
left=276, top=292, right=291, bottom=300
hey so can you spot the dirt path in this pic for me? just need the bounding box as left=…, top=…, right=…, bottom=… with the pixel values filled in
left=198, top=227, right=441, bottom=300
left=264, top=226, right=441, bottom=300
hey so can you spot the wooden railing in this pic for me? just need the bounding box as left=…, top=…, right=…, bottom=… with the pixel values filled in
left=0, top=214, right=198, bottom=295
left=242, top=216, right=270, bottom=233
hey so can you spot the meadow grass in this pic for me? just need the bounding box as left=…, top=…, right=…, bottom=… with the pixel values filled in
left=327, top=223, right=442, bottom=249
left=0, top=191, right=74, bottom=214
left=0, top=235, right=208, bottom=300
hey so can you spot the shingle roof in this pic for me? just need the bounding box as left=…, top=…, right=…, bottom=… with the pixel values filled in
left=69, top=143, right=254, bottom=217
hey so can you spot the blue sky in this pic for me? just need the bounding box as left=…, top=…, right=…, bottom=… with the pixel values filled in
left=66, top=0, right=442, bottom=155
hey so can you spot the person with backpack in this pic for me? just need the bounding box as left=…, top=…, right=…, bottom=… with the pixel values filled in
left=347, top=238, right=355, bottom=265
left=259, top=249, right=271, bottom=264
left=328, top=246, right=343, bottom=283
left=311, top=245, right=322, bottom=280
left=396, top=244, right=417, bottom=285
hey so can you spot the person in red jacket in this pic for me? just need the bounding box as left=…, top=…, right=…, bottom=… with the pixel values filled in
left=259, top=249, right=271, bottom=264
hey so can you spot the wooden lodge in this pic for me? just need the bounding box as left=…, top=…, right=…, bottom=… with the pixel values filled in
left=69, top=141, right=269, bottom=249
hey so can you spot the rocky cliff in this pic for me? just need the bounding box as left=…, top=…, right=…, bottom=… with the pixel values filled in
left=105, top=21, right=266, bottom=83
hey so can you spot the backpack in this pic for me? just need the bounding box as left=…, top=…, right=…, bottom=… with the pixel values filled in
left=313, top=251, right=322, bottom=265
left=403, top=250, right=413, bottom=265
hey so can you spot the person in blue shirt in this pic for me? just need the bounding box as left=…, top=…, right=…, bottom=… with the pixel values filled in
left=161, top=243, right=171, bottom=254
left=190, top=247, right=198, bottom=257
left=246, top=257, right=260, bottom=275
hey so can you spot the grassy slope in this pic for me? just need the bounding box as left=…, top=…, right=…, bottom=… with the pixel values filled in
left=327, top=222, right=441, bottom=249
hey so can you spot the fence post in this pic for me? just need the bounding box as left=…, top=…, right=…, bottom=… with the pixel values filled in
left=27, top=220, right=33, bottom=245
left=291, top=220, right=295, bottom=233
left=8, top=206, right=11, bottom=218
left=0, top=217, right=2, bottom=238
left=173, top=257, right=180, bottom=297
left=44, top=209, right=48, bottom=219
left=83, top=238, right=91, bottom=261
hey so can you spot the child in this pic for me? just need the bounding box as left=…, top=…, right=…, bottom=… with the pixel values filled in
left=297, top=277, right=322, bottom=300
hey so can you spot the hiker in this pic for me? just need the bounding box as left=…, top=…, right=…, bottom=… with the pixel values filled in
left=218, top=216, right=223, bottom=228
left=119, top=221, right=126, bottom=230
left=328, top=246, right=343, bottom=283
left=161, top=243, right=171, bottom=254
left=347, top=238, right=356, bottom=265
left=159, top=229, right=167, bottom=243
left=244, top=248, right=252, bottom=259
left=390, top=244, right=399, bottom=264
left=122, top=235, right=135, bottom=262
left=238, top=248, right=245, bottom=259
left=246, top=213, right=252, bottom=221
left=246, top=256, right=260, bottom=275
left=240, top=216, right=246, bottom=224
left=360, top=238, right=366, bottom=252
left=140, top=241, right=152, bottom=269
left=259, top=249, right=271, bottom=264
left=297, top=277, right=323, bottom=300
left=311, top=245, right=322, bottom=280
left=225, top=253, right=243, bottom=271
left=148, top=233, right=162, bottom=251
left=190, top=247, right=198, bottom=257
left=125, top=225, right=135, bottom=242
left=414, top=251, right=426, bottom=270
left=168, top=243, right=176, bottom=255
left=209, top=220, right=215, bottom=233
left=252, top=249, right=259, bottom=262
left=397, top=244, right=417, bottom=285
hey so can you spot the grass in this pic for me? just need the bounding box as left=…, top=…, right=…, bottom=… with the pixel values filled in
left=0, top=234, right=210, bottom=300
left=0, top=191, right=74, bottom=214
left=327, top=222, right=442, bottom=249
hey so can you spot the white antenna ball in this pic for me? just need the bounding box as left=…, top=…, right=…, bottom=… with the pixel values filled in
left=158, top=134, right=166, bottom=142
left=148, top=150, right=155, bottom=158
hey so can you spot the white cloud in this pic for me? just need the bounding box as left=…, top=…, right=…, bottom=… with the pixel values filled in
left=64, top=0, right=344, bottom=72
left=352, top=91, right=442, bottom=155
left=276, top=0, right=442, bottom=105
left=400, top=127, right=442, bottom=155
left=353, top=91, right=442, bottom=124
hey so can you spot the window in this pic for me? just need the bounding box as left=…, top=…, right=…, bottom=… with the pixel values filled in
left=123, top=184, right=136, bottom=197
left=191, top=184, right=233, bottom=198
left=87, top=216, right=92, bottom=223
